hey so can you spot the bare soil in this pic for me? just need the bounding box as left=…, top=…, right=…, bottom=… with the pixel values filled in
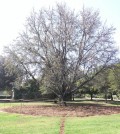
left=2, top=104, right=120, bottom=117
left=60, top=117, right=66, bottom=134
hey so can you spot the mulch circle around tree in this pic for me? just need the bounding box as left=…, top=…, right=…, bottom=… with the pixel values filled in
left=2, top=104, right=120, bottom=117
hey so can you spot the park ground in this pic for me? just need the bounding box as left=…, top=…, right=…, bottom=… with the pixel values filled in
left=0, top=99, right=120, bottom=134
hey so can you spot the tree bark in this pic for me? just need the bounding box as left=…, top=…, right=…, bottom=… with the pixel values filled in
left=110, top=93, right=113, bottom=101
left=105, top=92, right=108, bottom=103
left=72, top=94, right=74, bottom=101
left=90, top=93, right=93, bottom=101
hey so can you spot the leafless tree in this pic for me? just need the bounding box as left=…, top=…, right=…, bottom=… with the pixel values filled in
left=5, top=3, right=117, bottom=104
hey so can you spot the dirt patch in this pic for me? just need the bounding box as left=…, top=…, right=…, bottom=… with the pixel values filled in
left=2, top=104, right=120, bottom=117
left=60, top=116, right=66, bottom=134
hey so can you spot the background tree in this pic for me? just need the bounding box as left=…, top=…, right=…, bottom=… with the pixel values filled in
left=81, top=79, right=99, bottom=101
left=108, top=63, right=120, bottom=99
left=94, top=65, right=119, bottom=102
left=5, top=3, right=117, bottom=104
left=95, top=69, right=110, bottom=102
left=0, top=55, right=23, bottom=98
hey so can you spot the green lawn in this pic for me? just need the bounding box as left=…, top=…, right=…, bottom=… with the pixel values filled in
left=65, top=114, right=120, bottom=134
left=0, top=113, right=60, bottom=134
left=0, top=100, right=120, bottom=134
left=0, top=101, right=54, bottom=108
left=0, top=99, right=119, bottom=109
left=1, top=112, right=120, bottom=134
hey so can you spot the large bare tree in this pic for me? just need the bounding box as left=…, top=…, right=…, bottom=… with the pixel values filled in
left=6, top=4, right=117, bottom=103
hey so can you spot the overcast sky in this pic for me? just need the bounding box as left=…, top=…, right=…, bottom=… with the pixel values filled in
left=0, top=0, right=120, bottom=55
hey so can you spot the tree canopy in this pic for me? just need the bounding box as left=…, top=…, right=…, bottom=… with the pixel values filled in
left=5, top=3, right=117, bottom=102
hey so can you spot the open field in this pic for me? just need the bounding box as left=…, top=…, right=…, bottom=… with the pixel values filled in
left=0, top=101, right=54, bottom=108
left=0, top=113, right=60, bottom=134
left=65, top=114, right=120, bottom=134
left=0, top=100, right=120, bottom=134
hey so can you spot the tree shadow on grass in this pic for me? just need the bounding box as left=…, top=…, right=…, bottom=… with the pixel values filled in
left=107, top=100, right=120, bottom=106
left=67, top=99, right=120, bottom=107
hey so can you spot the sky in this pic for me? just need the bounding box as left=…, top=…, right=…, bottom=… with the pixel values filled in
left=0, top=0, right=120, bottom=55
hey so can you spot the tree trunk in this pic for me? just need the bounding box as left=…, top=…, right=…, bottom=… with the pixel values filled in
left=58, top=95, right=67, bottom=106
left=105, top=93, right=108, bottom=103
left=59, top=99, right=67, bottom=106
left=72, top=94, right=74, bottom=101
left=110, top=93, right=113, bottom=101
left=12, top=88, right=15, bottom=100
left=90, top=93, right=93, bottom=101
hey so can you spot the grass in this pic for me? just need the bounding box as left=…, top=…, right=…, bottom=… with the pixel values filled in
left=0, top=100, right=120, bottom=134
left=1, top=112, right=120, bottom=134
left=68, top=99, right=120, bottom=107
left=0, top=113, right=60, bottom=134
left=0, top=99, right=120, bottom=108
left=65, top=114, right=120, bottom=134
left=0, top=101, right=55, bottom=108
